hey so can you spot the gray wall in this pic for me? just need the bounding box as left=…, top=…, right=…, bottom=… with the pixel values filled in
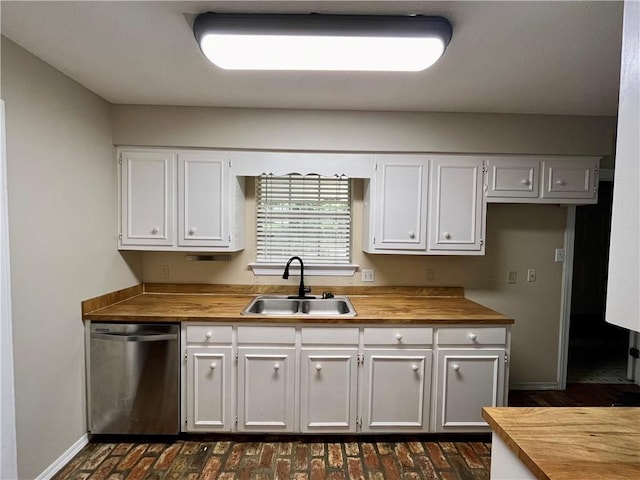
left=2, top=38, right=141, bottom=478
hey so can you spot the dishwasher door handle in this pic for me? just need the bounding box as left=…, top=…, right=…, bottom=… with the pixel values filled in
left=91, top=332, right=178, bottom=342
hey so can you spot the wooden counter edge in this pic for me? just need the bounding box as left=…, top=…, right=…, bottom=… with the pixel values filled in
left=482, top=407, right=549, bottom=480
left=81, top=284, right=143, bottom=317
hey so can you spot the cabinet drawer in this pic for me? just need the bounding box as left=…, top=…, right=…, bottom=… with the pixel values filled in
left=437, top=327, right=506, bottom=346
left=301, top=327, right=359, bottom=345
left=237, top=326, right=296, bottom=344
left=486, top=158, right=539, bottom=198
left=363, top=327, right=432, bottom=346
left=541, top=158, right=597, bottom=199
left=185, top=325, right=233, bottom=344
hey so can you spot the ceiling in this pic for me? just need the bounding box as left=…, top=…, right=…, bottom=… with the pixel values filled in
left=1, top=1, right=624, bottom=116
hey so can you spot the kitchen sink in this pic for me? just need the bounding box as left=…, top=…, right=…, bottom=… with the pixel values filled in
left=242, top=295, right=356, bottom=316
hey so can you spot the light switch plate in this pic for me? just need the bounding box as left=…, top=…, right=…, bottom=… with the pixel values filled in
left=361, top=269, right=375, bottom=282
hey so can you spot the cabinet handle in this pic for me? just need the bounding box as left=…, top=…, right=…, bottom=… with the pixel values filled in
left=408, top=231, right=415, bottom=239
left=520, top=179, right=530, bottom=185
left=209, top=362, right=217, bottom=369
left=315, top=363, right=322, bottom=371
left=274, top=363, right=280, bottom=371
left=189, top=228, right=196, bottom=236
left=444, top=232, right=451, bottom=240
left=205, top=331, right=212, bottom=339
left=151, top=227, right=159, bottom=234
left=468, top=333, right=477, bottom=342
left=556, top=179, right=567, bottom=186
left=395, top=333, right=403, bottom=341
left=412, top=364, right=419, bottom=372
left=452, top=364, right=460, bottom=372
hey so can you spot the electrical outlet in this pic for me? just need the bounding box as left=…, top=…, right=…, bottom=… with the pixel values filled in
left=426, top=268, right=435, bottom=282
left=160, top=265, right=169, bottom=279
left=527, top=268, right=536, bottom=282
left=507, top=271, right=517, bottom=284
left=554, top=248, right=566, bottom=263
left=361, top=269, right=375, bottom=282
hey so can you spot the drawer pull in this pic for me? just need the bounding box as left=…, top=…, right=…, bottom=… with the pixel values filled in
left=315, top=364, right=322, bottom=372
left=396, top=333, right=403, bottom=341
left=273, top=363, right=280, bottom=371
left=468, top=333, right=477, bottom=342
left=521, top=179, right=531, bottom=185
left=556, top=179, right=567, bottom=186
left=452, top=364, right=460, bottom=372
left=209, top=362, right=217, bottom=369
left=412, top=364, right=419, bottom=372
left=205, top=331, right=212, bottom=339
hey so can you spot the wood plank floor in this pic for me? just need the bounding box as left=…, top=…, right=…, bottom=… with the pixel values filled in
left=53, top=384, right=640, bottom=480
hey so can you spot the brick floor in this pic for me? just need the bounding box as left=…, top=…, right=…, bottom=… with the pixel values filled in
left=52, top=435, right=492, bottom=480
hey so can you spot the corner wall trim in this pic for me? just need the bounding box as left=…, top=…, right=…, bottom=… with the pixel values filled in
left=510, top=382, right=559, bottom=391
left=36, top=433, right=89, bottom=480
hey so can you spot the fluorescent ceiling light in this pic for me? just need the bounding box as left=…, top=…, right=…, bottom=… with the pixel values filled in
left=193, top=13, right=453, bottom=72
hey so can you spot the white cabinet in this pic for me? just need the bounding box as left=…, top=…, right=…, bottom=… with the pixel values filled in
left=428, top=156, right=485, bottom=253
left=236, top=326, right=296, bottom=432
left=435, top=327, right=508, bottom=432
left=178, top=152, right=228, bottom=248
left=541, top=157, right=598, bottom=201
left=486, top=156, right=599, bottom=204
left=360, top=327, right=433, bottom=432
left=486, top=157, right=540, bottom=200
left=299, top=327, right=359, bottom=433
left=183, top=325, right=234, bottom=432
left=364, top=156, right=429, bottom=251
left=360, top=349, right=432, bottom=432
left=118, top=148, right=245, bottom=252
left=119, top=150, right=176, bottom=247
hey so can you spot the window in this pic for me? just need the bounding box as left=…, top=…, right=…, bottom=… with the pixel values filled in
left=255, top=174, right=351, bottom=265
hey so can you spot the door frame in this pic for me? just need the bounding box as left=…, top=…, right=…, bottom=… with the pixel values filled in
left=557, top=169, right=638, bottom=388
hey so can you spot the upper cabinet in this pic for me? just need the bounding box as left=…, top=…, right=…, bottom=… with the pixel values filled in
left=363, top=156, right=429, bottom=252
left=428, top=156, right=485, bottom=253
left=364, top=155, right=485, bottom=255
left=486, top=156, right=599, bottom=204
left=119, top=149, right=245, bottom=252
left=119, top=150, right=176, bottom=247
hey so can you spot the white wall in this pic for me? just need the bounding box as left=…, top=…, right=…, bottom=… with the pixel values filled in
left=1, top=38, right=141, bottom=478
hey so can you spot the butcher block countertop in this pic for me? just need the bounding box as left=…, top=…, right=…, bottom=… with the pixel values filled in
left=82, top=283, right=514, bottom=324
left=482, top=407, right=640, bottom=480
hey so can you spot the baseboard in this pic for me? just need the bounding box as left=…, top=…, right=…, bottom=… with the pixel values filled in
left=510, top=382, right=559, bottom=390
left=36, top=433, right=89, bottom=480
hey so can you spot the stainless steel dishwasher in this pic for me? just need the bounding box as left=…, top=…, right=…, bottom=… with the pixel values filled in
left=87, top=323, right=180, bottom=435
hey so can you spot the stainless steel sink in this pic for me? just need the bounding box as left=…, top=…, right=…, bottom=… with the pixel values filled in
left=242, top=295, right=356, bottom=316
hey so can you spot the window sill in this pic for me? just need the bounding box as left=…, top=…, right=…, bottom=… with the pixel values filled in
left=248, top=263, right=359, bottom=277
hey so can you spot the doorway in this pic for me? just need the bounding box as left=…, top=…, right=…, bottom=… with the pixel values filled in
left=567, top=180, right=632, bottom=383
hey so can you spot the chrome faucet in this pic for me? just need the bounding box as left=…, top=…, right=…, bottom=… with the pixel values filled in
left=282, top=256, right=314, bottom=299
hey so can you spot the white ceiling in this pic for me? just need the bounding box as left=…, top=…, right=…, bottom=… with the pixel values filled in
left=1, top=1, right=624, bottom=115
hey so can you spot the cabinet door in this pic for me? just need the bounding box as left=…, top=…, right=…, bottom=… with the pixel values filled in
left=178, top=153, right=229, bottom=247
left=373, top=157, right=428, bottom=250
left=541, top=158, right=598, bottom=200
left=237, top=347, right=295, bottom=432
left=300, top=348, right=358, bottom=433
left=429, top=157, right=484, bottom=252
left=360, top=349, right=432, bottom=432
left=120, top=150, right=175, bottom=246
left=436, top=349, right=505, bottom=432
left=486, top=158, right=539, bottom=199
left=185, top=347, right=233, bottom=432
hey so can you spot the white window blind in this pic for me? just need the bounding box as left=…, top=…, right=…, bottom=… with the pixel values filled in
left=256, top=174, right=351, bottom=264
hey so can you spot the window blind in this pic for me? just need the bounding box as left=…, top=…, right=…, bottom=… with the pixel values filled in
left=256, top=174, right=351, bottom=264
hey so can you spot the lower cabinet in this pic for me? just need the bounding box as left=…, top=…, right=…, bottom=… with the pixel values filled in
left=435, top=349, right=506, bottom=432
left=360, top=349, right=432, bottom=432
left=185, top=346, right=233, bottom=431
left=182, top=323, right=510, bottom=434
left=299, top=348, right=359, bottom=433
left=237, top=347, right=296, bottom=432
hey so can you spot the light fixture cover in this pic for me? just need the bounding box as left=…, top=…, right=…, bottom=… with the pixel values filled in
left=193, top=13, right=453, bottom=71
